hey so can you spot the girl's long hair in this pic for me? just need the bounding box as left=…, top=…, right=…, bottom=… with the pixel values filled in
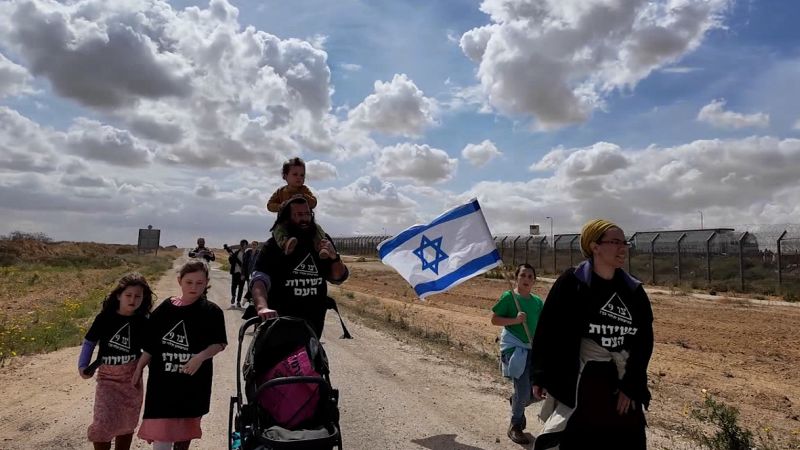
left=101, top=272, right=154, bottom=315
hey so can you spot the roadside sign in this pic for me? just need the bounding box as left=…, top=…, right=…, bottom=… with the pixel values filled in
left=137, top=225, right=160, bottom=255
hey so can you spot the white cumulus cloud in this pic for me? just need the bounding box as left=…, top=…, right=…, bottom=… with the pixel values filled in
left=463, top=135, right=800, bottom=235
left=66, top=119, right=153, bottom=167
left=0, top=0, right=339, bottom=169
left=318, top=176, right=419, bottom=234
left=460, top=0, right=730, bottom=129
left=347, top=74, right=438, bottom=138
left=697, top=99, right=770, bottom=129
left=462, top=140, right=502, bottom=167
left=372, top=143, right=458, bottom=184
left=306, top=159, right=338, bottom=181
left=0, top=52, right=33, bottom=97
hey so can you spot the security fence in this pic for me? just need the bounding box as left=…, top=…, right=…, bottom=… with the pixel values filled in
left=334, top=227, right=800, bottom=298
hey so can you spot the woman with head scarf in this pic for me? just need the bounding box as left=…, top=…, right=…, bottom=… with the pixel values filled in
left=530, top=219, right=654, bottom=450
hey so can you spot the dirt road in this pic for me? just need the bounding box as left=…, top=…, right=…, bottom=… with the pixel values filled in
left=4, top=254, right=791, bottom=449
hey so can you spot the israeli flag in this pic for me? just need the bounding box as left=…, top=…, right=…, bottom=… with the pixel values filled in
left=377, top=199, right=501, bottom=299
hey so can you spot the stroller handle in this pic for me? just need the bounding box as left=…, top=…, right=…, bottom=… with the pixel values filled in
left=239, top=316, right=262, bottom=341
left=236, top=316, right=263, bottom=403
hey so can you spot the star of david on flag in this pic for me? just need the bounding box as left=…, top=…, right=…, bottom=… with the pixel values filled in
left=377, top=199, right=501, bottom=299
left=412, top=235, right=448, bottom=275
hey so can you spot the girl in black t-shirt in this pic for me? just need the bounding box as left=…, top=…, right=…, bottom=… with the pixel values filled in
left=133, top=260, right=227, bottom=450
left=78, top=272, right=154, bottom=450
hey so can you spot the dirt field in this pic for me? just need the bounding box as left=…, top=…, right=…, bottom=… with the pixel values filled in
left=333, top=257, right=800, bottom=447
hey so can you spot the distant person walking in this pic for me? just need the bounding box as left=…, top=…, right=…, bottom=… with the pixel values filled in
left=188, top=238, right=215, bottom=263
left=133, top=260, right=227, bottom=450
left=224, top=240, right=248, bottom=307
left=242, top=240, right=258, bottom=300
left=244, top=240, right=259, bottom=281
left=79, top=273, right=154, bottom=450
left=531, top=219, right=654, bottom=450
left=490, top=263, right=543, bottom=445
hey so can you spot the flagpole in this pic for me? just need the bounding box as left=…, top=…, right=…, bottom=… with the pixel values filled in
left=503, top=269, right=532, bottom=343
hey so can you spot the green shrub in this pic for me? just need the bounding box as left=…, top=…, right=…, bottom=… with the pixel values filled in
left=690, top=392, right=754, bottom=450
left=1, top=231, right=52, bottom=242
left=687, top=391, right=797, bottom=450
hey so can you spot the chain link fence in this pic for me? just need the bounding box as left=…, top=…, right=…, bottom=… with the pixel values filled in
left=334, top=226, right=800, bottom=298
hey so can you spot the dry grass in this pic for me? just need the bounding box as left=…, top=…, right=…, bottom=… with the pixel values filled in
left=0, top=240, right=180, bottom=365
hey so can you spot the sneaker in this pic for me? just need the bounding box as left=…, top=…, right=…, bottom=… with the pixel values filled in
left=284, top=237, right=297, bottom=255
left=507, top=424, right=529, bottom=445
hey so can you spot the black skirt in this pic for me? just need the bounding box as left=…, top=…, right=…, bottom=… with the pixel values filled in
left=559, top=361, right=646, bottom=450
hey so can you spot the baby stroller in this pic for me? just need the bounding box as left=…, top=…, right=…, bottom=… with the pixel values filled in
left=229, top=316, right=343, bottom=450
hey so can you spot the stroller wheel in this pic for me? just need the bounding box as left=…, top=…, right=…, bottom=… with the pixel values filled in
left=229, top=396, right=241, bottom=450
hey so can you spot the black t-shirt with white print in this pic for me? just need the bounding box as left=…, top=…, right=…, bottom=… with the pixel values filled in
left=142, top=297, right=227, bottom=419
left=85, top=311, right=146, bottom=366
left=253, top=236, right=338, bottom=338
left=584, top=274, right=639, bottom=352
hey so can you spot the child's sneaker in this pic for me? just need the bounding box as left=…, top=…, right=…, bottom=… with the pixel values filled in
left=284, top=237, right=297, bottom=255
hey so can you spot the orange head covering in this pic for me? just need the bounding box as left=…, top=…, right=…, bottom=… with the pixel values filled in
left=580, top=219, right=619, bottom=258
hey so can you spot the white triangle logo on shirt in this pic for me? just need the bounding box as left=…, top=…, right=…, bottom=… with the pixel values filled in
left=162, top=320, right=190, bottom=350
left=600, top=293, right=632, bottom=321
left=108, top=322, right=131, bottom=352
left=293, top=253, right=319, bottom=276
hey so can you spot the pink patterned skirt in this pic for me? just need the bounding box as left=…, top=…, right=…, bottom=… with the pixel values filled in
left=87, top=360, right=143, bottom=442
left=137, top=417, right=203, bottom=443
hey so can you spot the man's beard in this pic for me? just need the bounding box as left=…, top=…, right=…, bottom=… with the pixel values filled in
left=286, top=220, right=316, bottom=241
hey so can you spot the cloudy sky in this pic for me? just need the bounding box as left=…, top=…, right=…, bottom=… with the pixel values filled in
left=1, top=0, right=798, bottom=247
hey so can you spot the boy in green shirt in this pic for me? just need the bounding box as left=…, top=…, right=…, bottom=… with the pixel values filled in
left=491, top=263, right=543, bottom=445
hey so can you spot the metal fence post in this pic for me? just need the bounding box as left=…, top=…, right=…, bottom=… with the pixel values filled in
left=369, top=236, right=377, bottom=258
left=568, top=235, right=579, bottom=267
left=553, top=235, right=561, bottom=274
left=738, top=232, right=748, bottom=291
left=777, top=230, right=787, bottom=287
left=627, top=232, right=639, bottom=275
left=705, top=232, right=716, bottom=284
left=676, top=233, right=686, bottom=282
left=650, top=233, right=660, bottom=284
left=500, top=236, right=508, bottom=264
left=538, top=237, right=545, bottom=271
left=512, top=236, right=520, bottom=265
left=524, top=236, right=533, bottom=265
